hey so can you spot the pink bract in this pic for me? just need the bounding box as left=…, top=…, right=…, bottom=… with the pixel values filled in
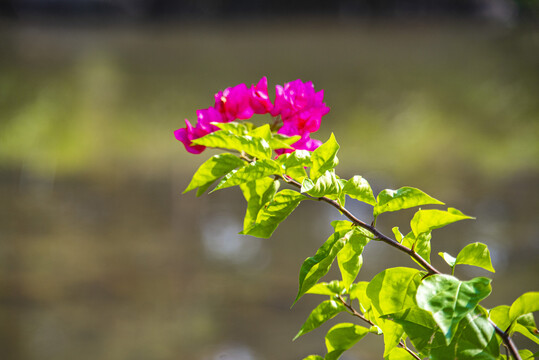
left=174, top=77, right=329, bottom=154
left=214, top=83, right=254, bottom=121
left=174, top=119, right=207, bottom=154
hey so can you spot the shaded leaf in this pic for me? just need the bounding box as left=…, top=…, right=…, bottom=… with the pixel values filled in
left=374, top=187, right=444, bottom=217
left=455, top=313, right=499, bottom=360
left=325, top=323, right=369, bottom=360
left=184, top=153, right=245, bottom=194
left=343, top=176, right=376, bottom=206
left=310, top=133, right=339, bottom=179
left=455, top=242, right=495, bottom=273
left=416, top=275, right=492, bottom=344
left=241, top=189, right=305, bottom=238
left=293, top=300, right=346, bottom=340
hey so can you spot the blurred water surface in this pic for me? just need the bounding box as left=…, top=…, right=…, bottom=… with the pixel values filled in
left=0, top=18, right=538, bottom=360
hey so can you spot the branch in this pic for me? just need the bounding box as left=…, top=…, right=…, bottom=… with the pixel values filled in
left=278, top=173, right=522, bottom=359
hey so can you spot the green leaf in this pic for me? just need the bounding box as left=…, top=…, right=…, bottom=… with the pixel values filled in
left=367, top=267, right=423, bottom=356
left=455, top=312, right=499, bottom=360
left=402, top=232, right=432, bottom=264
left=489, top=305, right=511, bottom=331
left=385, top=348, right=417, bottom=360
left=337, top=231, right=370, bottom=290
left=278, top=149, right=312, bottom=169
left=439, top=252, right=457, bottom=268
left=325, top=323, right=369, bottom=360
left=273, top=133, right=302, bottom=146
left=184, top=153, right=245, bottom=194
left=350, top=282, right=371, bottom=313
left=367, top=267, right=422, bottom=316
left=247, top=123, right=272, bottom=139
left=374, top=187, right=444, bottom=217
left=301, top=170, right=342, bottom=198
left=293, top=228, right=351, bottom=305
left=310, top=133, right=339, bottom=179
left=240, top=178, right=280, bottom=231
left=306, top=281, right=345, bottom=296
left=392, top=227, right=404, bottom=242
left=416, top=274, right=492, bottom=344
left=213, top=121, right=252, bottom=135
left=192, top=130, right=272, bottom=159
left=293, top=299, right=346, bottom=340
left=509, top=292, right=539, bottom=323
left=212, top=158, right=281, bottom=191
left=410, top=207, right=474, bottom=237
left=515, top=313, right=539, bottom=345
left=302, top=356, right=324, bottom=360
left=382, top=307, right=445, bottom=355
left=241, top=189, right=305, bottom=239
left=455, top=242, right=495, bottom=273
left=342, top=176, right=376, bottom=206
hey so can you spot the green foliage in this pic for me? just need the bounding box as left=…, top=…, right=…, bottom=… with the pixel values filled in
left=183, top=129, right=537, bottom=360
left=294, top=299, right=346, bottom=340
left=184, top=153, right=245, bottom=195
left=416, top=275, right=492, bottom=344
left=324, top=323, right=369, bottom=360
left=310, top=133, right=339, bottom=179
left=241, top=189, right=305, bottom=238
left=373, top=187, right=444, bottom=218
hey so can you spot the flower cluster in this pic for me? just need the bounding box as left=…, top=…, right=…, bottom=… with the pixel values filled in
left=174, top=77, right=330, bottom=154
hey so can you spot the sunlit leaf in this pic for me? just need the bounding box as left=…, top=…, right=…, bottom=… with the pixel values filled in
left=337, top=229, right=370, bottom=290
left=410, top=207, right=474, bottom=237
left=212, top=158, right=281, bottom=191
left=455, top=242, right=495, bottom=273
left=293, top=228, right=351, bottom=305
left=184, top=153, right=245, bottom=194
left=342, top=175, right=376, bottom=206
left=416, top=274, right=492, bottom=344
left=367, top=267, right=422, bottom=316
left=306, top=281, right=345, bottom=296
left=402, top=232, right=432, bottom=264
left=392, top=227, right=404, bottom=242
left=325, top=323, right=369, bottom=360
left=310, top=133, right=339, bottom=179
left=489, top=305, right=511, bottom=331
left=192, top=130, right=272, bottom=159
left=302, top=356, right=324, bottom=360
left=213, top=121, right=251, bottom=135
left=241, top=189, right=305, bottom=238
left=301, top=170, right=342, bottom=198
left=374, top=187, right=444, bottom=217
left=350, top=281, right=371, bottom=313
left=293, top=299, right=346, bottom=340
left=513, top=316, right=539, bottom=345
left=509, top=292, right=539, bottom=323
left=240, top=178, right=279, bottom=231
left=273, top=133, right=302, bottom=146
left=438, top=252, right=457, bottom=268
left=385, top=347, right=417, bottom=360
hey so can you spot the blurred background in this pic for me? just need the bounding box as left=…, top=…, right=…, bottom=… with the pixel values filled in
left=0, top=1, right=538, bottom=359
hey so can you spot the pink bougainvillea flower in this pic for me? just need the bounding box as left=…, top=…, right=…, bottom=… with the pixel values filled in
left=249, top=76, right=273, bottom=114
left=196, top=106, right=224, bottom=133
left=174, top=119, right=208, bottom=154
left=276, top=122, right=322, bottom=154
left=214, top=82, right=254, bottom=121
left=270, top=79, right=330, bottom=134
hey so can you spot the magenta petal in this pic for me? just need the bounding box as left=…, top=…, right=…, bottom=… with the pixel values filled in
left=174, top=119, right=206, bottom=154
